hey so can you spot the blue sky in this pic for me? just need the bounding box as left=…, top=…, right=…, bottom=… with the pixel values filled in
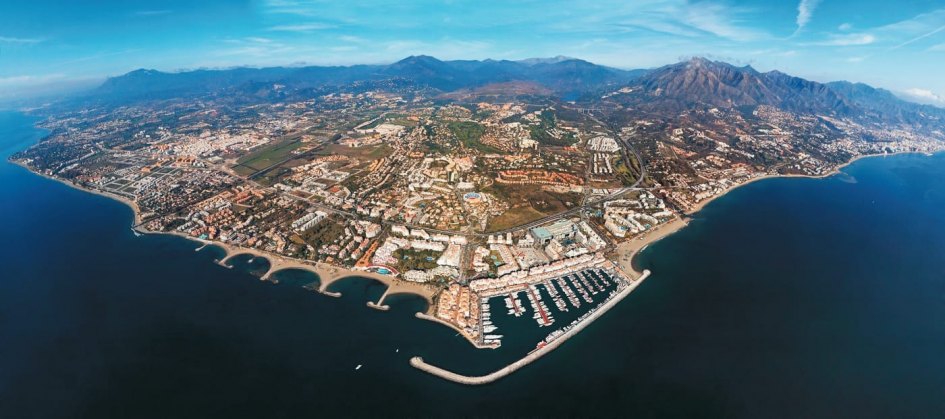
left=2, top=0, right=945, bottom=105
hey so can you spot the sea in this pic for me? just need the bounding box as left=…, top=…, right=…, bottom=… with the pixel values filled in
left=1, top=110, right=943, bottom=418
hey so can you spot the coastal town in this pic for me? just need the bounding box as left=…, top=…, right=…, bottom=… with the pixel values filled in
left=12, top=71, right=945, bottom=383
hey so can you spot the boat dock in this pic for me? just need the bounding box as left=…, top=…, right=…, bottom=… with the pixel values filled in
left=411, top=270, right=651, bottom=385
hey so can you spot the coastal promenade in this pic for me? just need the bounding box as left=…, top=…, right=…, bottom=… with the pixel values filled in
left=186, top=236, right=439, bottom=307
left=410, top=269, right=651, bottom=385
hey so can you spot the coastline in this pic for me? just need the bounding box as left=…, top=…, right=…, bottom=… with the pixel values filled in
left=612, top=150, right=934, bottom=274
left=154, top=229, right=440, bottom=308
left=8, top=157, right=439, bottom=309
left=13, top=149, right=927, bottom=317
left=683, top=150, right=925, bottom=216
left=10, top=149, right=939, bottom=359
left=10, top=159, right=144, bottom=225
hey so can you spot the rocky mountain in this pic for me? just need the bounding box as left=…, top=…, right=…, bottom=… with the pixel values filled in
left=84, top=55, right=943, bottom=128
left=826, top=81, right=945, bottom=125
left=607, top=57, right=944, bottom=127
left=89, top=55, right=643, bottom=103
left=625, top=57, right=852, bottom=115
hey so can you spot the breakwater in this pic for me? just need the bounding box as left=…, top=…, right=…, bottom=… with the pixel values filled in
left=411, top=269, right=651, bottom=385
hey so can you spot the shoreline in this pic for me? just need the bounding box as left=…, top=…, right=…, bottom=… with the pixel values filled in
left=612, top=150, right=935, bottom=274
left=12, top=149, right=930, bottom=319
left=10, top=149, right=940, bottom=374
left=9, top=157, right=439, bottom=310
left=10, top=159, right=144, bottom=225
left=154, top=229, right=440, bottom=308
left=683, top=150, right=928, bottom=216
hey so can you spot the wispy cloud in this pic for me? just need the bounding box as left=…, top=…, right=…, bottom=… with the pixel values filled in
left=0, top=73, right=102, bottom=101
left=215, top=37, right=296, bottom=58
left=134, top=10, right=172, bottom=16
left=809, top=8, right=945, bottom=62
left=0, top=36, right=43, bottom=45
left=609, top=1, right=767, bottom=42
left=267, top=22, right=337, bottom=32
left=809, top=33, right=877, bottom=46
left=889, top=24, right=945, bottom=50
left=50, top=49, right=143, bottom=68
left=0, top=74, right=66, bottom=87
left=683, top=2, right=766, bottom=42
left=794, top=0, right=821, bottom=35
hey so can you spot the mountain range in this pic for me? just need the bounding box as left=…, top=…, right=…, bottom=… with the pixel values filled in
left=87, top=55, right=944, bottom=127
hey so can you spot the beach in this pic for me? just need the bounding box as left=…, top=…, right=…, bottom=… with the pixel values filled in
left=10, top=158, right=439, bottom=308
left=611, top=217, right=690, bottom=275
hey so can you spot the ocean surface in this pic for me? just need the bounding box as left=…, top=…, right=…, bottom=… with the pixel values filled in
left=1, top=110, right=943, bottom=418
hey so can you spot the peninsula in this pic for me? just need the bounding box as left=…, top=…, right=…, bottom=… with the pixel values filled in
left=11, top=56, right=945, bottom=384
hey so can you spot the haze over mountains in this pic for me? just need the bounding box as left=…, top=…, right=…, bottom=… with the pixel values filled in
left=87, top=55, right=944, bottom=128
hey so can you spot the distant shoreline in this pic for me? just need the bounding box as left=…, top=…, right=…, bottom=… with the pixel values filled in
left=8, top=157, right=440, bottom=310
left=9, top=139, right=941, bottom=363
left=11, top=149, right=934, bottom=299
left=615, top=150, right=936, bottom=274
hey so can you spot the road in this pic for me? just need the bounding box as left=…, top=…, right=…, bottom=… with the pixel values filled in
left=225, top=105, right=650, bottom=242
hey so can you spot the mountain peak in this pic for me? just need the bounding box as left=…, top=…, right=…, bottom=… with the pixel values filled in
left=517, top=56, right=577, bottom=66
left=395, top=55, right=443, bottom=65
left=632, top=57, right=852, bottom=114
left=686, top=56, right=711, bottom=65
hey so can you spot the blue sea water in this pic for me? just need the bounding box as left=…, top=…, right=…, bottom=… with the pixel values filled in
left=1, top=111, right=943, bottom=418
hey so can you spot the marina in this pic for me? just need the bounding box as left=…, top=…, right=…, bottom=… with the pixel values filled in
left=476, top=267, right=627, bottom=350
left=413, top=269, right=650, bottom=385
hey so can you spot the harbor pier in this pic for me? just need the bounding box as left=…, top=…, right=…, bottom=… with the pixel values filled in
left=411, top=270, right=651, bottom=385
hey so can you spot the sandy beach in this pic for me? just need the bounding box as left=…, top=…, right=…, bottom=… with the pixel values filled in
left=10, top=158, right=439, bottom=308
left=11, top=150, right=934, bottom=319
left=157, top=229, right=439, bottom=306
left=611, top=217, right=690, bottom=276
left=10, top=160, right=145, bottom=225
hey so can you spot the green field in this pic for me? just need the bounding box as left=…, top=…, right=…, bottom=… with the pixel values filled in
left=235, top=138, right=303, bottom=172
left=448, top=121, right=500, bottom=153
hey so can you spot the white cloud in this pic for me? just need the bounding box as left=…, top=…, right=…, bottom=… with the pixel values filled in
left=683, top=2, right=766, bottom=42
left=267, top=22, right=337, bottom=32
left=0, top=74, right=64, bottom=87
left=611, top=1, right=768, bottom=42
left=929, top=42, right=945, bottom=51
left=900, top=88, right=944, bottom=104
left=795, top=0, right=821, bottom=34
left=838, top=23, right=853, bottom=31
left=810, top=33, right=876, bottom=46
left=0, top=36, right=43, bottom=44
left=338, top=35, right=366, bottom=43
left=215, top=37, right=295, bottom=58
left=244, top=37, right=274, bottom=44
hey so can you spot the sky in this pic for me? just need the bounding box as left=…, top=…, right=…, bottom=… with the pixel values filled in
left=2, top=0, right=945, bottom=105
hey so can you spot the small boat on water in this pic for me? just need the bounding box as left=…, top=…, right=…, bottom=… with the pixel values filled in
left=355, top=364, right=362, bottom=370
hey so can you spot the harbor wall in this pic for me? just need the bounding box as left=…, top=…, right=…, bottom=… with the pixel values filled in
left=411, top=269, right=651, bottom=385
